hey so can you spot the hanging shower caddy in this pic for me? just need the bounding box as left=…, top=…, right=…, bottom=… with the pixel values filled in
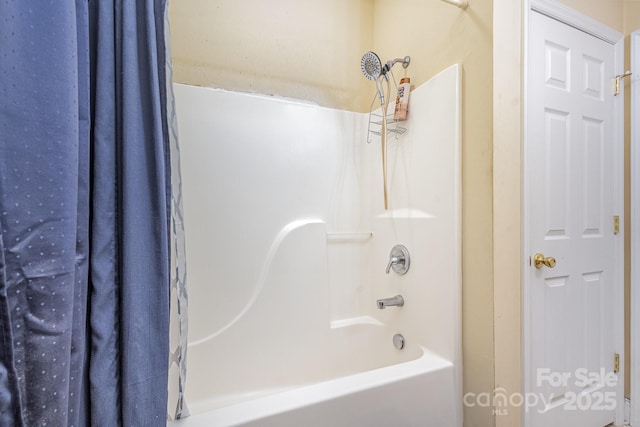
left=366, top=77, right=408, bottom=144
left=362, top=59, right=410, bottom=144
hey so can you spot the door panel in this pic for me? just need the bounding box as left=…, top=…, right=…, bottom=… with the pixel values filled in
left=528, top=10, right=616, bottom=427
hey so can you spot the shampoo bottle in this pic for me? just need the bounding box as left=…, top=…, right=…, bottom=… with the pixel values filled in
left=393, top=77, right=411, bottom=121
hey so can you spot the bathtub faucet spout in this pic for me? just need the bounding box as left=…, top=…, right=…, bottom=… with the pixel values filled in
left=376, top=295, right=404, bottom=309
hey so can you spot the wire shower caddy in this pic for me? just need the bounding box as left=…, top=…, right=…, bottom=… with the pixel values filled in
left=366, top=70, right=408, bottom=144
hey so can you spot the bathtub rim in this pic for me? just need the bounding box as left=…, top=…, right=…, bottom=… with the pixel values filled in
left=169, top=346, right=454, bottom=426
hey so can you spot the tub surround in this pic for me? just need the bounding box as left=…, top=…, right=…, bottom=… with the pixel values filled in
left=171, top=64, right=461, bottom=426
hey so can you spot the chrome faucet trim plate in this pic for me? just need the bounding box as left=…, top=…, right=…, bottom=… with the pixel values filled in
left=386, top=244, right=410, bottom=275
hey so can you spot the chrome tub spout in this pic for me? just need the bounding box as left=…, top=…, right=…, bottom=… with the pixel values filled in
left=376, top=295, right=404, bottom=309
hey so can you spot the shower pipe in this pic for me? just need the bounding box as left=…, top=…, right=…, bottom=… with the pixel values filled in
left=440, top=0, right=468, bottom=10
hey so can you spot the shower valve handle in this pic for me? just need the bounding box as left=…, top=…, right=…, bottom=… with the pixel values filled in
left=386, top=256, right=402, bottom=274
left=385, top=245, right=410, bottom=275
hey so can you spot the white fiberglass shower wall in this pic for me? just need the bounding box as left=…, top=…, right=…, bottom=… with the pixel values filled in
left=172, top=64, right=461, bottom=427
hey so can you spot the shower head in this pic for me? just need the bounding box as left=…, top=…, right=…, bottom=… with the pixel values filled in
left=361, top=51, right=386, bottom=105
left=362, top=52, right=411, bottom=82
left=361, top=51, right=382, bottom=81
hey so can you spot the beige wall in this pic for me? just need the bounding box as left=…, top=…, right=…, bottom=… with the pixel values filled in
left=170, top=1, right=495, bottom=426
left=627, top=1, right=640, bottom=32
left=169, top=0, right=373, bottom=112
left=555, top=0, right=624, bottom=32
left=493, top=0, right=522, bottom=424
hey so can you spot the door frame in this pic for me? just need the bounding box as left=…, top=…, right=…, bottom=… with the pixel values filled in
left=630, top=29, right=640, bottom=427
left=523, top=1, right=625, bottom=426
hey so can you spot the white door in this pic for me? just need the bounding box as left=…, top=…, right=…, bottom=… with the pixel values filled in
left=526, top=9, right=620, bottom=427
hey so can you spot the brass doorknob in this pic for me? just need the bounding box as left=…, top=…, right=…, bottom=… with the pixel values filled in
left=534, top=253, right=556, bottom=269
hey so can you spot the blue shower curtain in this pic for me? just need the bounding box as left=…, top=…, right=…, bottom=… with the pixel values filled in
left=0, top=1, right=171, bottom=425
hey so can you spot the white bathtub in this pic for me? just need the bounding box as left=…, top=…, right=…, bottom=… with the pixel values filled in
left=170, top=348, right=457, bottom=427
left=168, top=219, right=460, bottom=427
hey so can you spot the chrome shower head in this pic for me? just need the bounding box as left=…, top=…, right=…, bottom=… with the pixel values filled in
left=361, top=51, right=382, bottom=81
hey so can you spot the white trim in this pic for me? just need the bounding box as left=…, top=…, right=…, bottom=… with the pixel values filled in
left=612, top=26, right=626, bottom=427
left=523, top=1, right=626, bottom=426
left=630, top=29, right=640, bottom=427
left=522, top=3, right=532, bottom=427
left=529, top=0, right=623, bottom=44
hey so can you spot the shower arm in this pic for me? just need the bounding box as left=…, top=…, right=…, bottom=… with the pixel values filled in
left=381, top=56, right=411, bottom=76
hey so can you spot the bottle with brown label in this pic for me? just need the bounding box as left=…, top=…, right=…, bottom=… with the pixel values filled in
left=393, top=77, right=411, bottom=121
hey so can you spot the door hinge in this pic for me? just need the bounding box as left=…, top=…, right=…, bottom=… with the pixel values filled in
left=614, top=353, right=620, bottom=373
left=613, top=216, right=620, bottom=234
left=613, top=71, right=632, bottom=96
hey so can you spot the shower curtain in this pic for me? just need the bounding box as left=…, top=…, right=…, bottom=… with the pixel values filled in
left=0, top=0, right=187, bottom=425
